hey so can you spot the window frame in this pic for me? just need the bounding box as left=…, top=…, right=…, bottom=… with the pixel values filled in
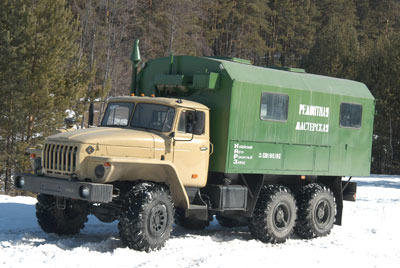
left=259, top=92, right=289, bottom=122
left=339, top=102, right=363, bottom=129
left=177, top=109, right=206, bottom=135
left=100, top=102, right=135, bottom=127
left=130, top=102, right=176, bottom=133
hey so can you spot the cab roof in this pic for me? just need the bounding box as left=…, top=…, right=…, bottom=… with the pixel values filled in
left=107, top=96, right=209, bottom=110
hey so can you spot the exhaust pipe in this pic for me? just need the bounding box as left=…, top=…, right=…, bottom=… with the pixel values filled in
left=88, top=102, right=94, bottom=127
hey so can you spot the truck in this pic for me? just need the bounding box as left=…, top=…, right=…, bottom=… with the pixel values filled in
left=15, top=42, right=374, bottom=252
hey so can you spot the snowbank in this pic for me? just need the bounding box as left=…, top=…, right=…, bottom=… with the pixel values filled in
left=0, top=176, right=399, bottom=268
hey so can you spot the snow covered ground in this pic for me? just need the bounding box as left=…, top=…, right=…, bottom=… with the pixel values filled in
left=1, top=176, right=399, bottom=268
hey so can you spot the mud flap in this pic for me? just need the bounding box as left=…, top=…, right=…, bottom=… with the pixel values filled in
left=342, top=181, right=357, bottom=201
left=318, top=176, right=343, bottom=225
left=185, top=204, right=208, bottom=221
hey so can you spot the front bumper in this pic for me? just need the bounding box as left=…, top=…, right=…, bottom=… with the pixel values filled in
left=14, top=173, right=113, bottom=203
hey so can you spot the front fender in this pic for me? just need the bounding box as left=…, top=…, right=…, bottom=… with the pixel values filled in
left=83, top=156, right=189, bottom=209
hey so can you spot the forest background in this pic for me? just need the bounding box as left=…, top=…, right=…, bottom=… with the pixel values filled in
left=1, top=0, right=400, bottom=193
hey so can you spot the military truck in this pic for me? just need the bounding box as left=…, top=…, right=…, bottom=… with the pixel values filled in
left=15, top=45, right=374, bottom=251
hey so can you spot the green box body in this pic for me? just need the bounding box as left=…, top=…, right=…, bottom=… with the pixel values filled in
left=138, top=56, right=375, bottom=177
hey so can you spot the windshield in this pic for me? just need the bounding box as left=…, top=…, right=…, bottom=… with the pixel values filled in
left=101, top=102, right=134, bottom=127
left=130, top=103, right=175, bottom=132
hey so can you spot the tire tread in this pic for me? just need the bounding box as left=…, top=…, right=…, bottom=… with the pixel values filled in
left=118, top=182, right=174, bottom=251
left=249, top=184, right=297, bottom=243
left=295, top=183, right=337, bottom=239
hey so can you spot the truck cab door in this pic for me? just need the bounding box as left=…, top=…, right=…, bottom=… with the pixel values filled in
left=173, top=109, right=210, bottom=187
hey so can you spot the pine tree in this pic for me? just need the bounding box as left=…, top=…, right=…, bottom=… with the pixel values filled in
left=265, top=0, right=318, bottom=67
left=201, top=0, right=269, bottom=64
left=356, top=0, right=400, bottom=41
left=0, top=0, right=91, bottom=193
left=304, top=0, right=360, bottom=79
left=355, top=0, right=400, bottom=59
left=359, top=33, right=400, bottom=173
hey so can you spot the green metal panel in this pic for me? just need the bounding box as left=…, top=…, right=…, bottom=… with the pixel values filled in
left=154, top=74, right=185, bottom=85
left=268, top=66, right=306, bottom=73
left=208, top=56, right=252, bottom=65
left=314, top=147, right=330, bottom=171
left=283, top=145, right=314, bottom=171
left=138, top=55, right=375, bottom=177
left=193, top=72, right=220, bottom=90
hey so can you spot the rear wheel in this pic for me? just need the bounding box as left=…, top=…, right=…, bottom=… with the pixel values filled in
left=36, top=194, right=88, bottom=235
left=118, top=182, right=174, bottom=251
left=295, top=183, right=336, bottom=239
left=249, top=184, right=297, bottom=243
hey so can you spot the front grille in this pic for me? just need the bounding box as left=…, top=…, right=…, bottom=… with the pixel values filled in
left=43, top=143, right=78, bottom=174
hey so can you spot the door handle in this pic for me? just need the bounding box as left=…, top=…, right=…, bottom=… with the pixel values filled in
left=200, top=146, right=208, bottom=151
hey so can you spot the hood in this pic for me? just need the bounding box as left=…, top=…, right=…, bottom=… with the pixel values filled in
left=47, top=127, right=158, bottom=147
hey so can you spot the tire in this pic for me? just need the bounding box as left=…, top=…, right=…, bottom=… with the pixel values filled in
left=36, top=194, right=89, bottom=235
left=118, top=182, right=174, bottom=251
left=175, top=208, right=210, bottom=230
left=216, top=215, right=246, bottom=228
left=295, top=183, right=336, bottom=239
left=249, top=184, right=297, bottom=243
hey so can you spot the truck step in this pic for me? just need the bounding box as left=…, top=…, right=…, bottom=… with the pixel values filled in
left=188, top=204, right=207, bottom=210
left=185, top=204, right=208, bottom=221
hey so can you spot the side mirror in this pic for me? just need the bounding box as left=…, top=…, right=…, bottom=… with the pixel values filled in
left=169, top=132, right=175, bottom=138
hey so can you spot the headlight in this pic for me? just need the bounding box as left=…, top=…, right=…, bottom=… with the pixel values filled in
left=79, top=186, right=90, bottom=198
left=95, top=165, right=105, bottom=179
left=14, top=176, right=25, bottom=188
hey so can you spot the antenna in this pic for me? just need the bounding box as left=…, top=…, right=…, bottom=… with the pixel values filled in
left=130, top=39, right=141, bottom=95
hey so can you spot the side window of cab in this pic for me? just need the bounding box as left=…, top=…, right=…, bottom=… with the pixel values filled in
left=178, top=110, right=205, bottom=135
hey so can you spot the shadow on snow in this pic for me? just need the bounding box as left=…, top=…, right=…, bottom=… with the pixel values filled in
left=355, top=179, right=400, bottom=190
left=0, top=203, right=261, bottom=252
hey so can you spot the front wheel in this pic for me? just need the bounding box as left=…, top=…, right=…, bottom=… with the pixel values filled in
left=36, top=194, right=89, bottom=235
left=249, top=184, right=297, bottom=243
left=118, top=182, right=174, bottom=251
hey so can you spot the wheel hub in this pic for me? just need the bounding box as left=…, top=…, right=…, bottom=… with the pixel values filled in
left=274, top=203, right=290, bottom=229
left=276, top=209, right=285, bottom=223
left=148, top=203, right=168, bottom=237
left=317, top=206, right=325, bottom=219
left=315, top=199, right=330, bottom=224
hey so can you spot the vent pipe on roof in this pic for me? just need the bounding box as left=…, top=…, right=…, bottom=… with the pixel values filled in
left=88, top=102, right=94, bottom=126
left=130, top=39, right=141, bottom=96
left=169, top=53, right=174, bottom=74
